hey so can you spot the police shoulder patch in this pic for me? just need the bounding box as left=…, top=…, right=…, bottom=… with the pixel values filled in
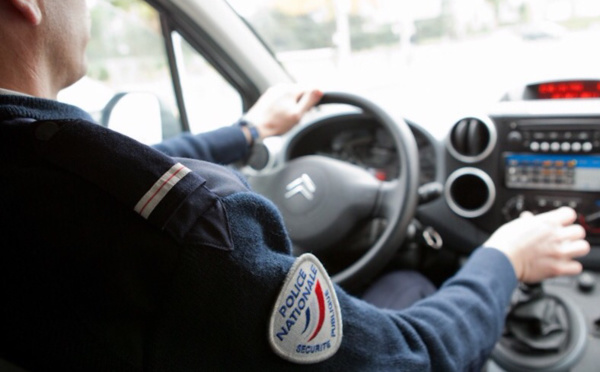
left=269, top=253, right=343, bottom=364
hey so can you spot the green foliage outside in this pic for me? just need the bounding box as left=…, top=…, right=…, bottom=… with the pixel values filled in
left=249, top=9, right=400, bottom=53
left=249, top=10, right=336, bottom=51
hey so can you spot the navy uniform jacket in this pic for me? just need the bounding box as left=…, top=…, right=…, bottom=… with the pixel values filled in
left=0, top=95, right=518, bottom=371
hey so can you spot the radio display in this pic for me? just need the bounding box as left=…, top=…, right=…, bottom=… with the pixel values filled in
left=504, top=153, right=600, bottom=192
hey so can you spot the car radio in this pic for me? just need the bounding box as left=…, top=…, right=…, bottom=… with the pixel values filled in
left=498, top=120, right=600, bottom=239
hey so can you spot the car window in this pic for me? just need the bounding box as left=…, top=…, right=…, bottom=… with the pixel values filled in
left=175, top=33, right=243, bottom=134
left=59, top=0, right=243, bottom=144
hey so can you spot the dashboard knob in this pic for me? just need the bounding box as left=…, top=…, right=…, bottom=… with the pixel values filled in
left=502, top=195, right=525, bottom=221
left=577, top=272, right=595, bottom=293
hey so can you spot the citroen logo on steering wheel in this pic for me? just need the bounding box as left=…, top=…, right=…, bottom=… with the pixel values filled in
left=285, top=173, right=316, bottom=200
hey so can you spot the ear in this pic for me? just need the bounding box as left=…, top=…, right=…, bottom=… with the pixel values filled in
left=8, top=0, right=42, bottom=25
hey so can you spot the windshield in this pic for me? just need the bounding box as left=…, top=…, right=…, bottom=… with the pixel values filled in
left=227, top=0, right=600, bottom=137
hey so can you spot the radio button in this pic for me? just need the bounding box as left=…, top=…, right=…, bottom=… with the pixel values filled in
left=561, top=142, right=571, bottom=152
left=550, top=142, right=560, bottom=152
left=583, top=142, right=593, bottom=152
left=530, top=141, right=540, bottom=152
left=541, top=142, right=550, bottom=151
left=572, top=142, right=582, bottom=152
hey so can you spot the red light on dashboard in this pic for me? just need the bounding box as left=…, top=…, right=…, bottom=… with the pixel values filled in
left=569, top=82, right=583, bottom=91
left=536, top=81, right=600, bottom=99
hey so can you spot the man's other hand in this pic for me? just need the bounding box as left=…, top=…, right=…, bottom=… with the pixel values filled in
left=484, top=207, right=590, bottom=283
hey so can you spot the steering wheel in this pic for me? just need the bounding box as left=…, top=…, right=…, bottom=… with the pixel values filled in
left=249, top=92, right=420, bottom=290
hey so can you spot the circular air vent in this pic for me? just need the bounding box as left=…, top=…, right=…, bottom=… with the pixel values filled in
left=447, top=117, right=496, bottom=163
left=445, top=168, right=495, bottom=218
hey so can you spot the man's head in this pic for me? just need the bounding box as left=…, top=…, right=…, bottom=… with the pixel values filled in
left=0, top=0, right=91, bottom=98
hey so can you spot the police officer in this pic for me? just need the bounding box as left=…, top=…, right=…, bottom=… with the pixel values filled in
left=0, top=1, right=590, bottom=371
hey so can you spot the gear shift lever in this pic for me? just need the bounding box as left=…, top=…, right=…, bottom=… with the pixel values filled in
left=504, top=282, right=568, bottom=353
left=492, top=281, right=587, bottom=371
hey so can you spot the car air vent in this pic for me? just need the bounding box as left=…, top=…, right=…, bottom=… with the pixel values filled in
left=445, top=167, right=495, bottom=218
left=447, top=117, right=496, bottom=163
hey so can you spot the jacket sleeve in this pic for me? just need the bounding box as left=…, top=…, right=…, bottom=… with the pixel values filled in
left=334, top=247, right=516, bottom=371
left=152, top=124, right=249, bottom=164
left=162, top=191, right=518, bottom=371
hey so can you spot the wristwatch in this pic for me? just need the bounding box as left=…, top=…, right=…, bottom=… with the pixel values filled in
left=238, top=118, right=260, bottom=146
left=237, top=118, right=270, bottom=170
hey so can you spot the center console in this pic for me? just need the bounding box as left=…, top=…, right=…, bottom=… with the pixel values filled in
left=490, top=116, right=600, bottom=371
left=442, top=97, right=600, bottom=371
left=500, top=119, right=600, bottom=245
left=445, top=115, right=600, bottom=246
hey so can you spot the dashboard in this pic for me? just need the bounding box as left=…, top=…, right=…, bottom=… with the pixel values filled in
left=276, top=80, right=600, bottom=269
left=286, top=114, right=438, bottom=186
